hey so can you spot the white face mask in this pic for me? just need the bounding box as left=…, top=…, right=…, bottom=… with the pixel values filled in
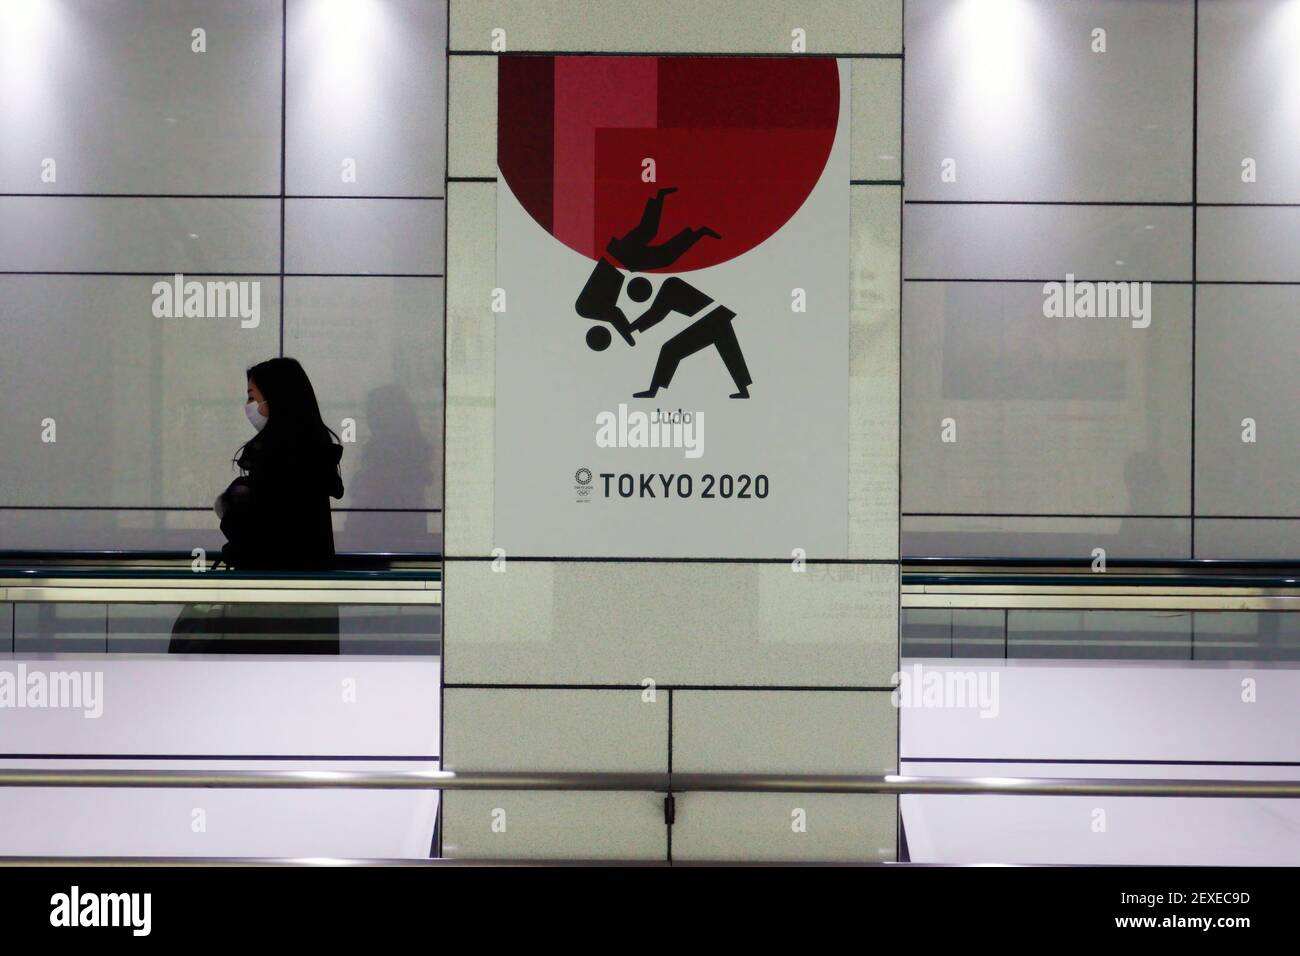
left=245, top=400, right=268, bottom=431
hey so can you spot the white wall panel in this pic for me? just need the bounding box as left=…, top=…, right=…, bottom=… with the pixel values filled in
left=284, top=199, right=444, bottom=275
left=443, top=688, right=666, bottom=771
left=903, top=760, right=1300, bottom=865
left=443, top=560, right=897, bottom=687
left=0, top=197, right=279, bottom=273
left=904, top=0, right=1192, bottom=203
left=286, top=0, right=446, bottom=196
left=0, top=0, right=282, bottom=194
left=904, top=204, right=1191, bottom=281
left=0, top=759, right=438, bottom=859
left=673, top=793, right=895, bottom=862
left=0, top=657, right=439, bottom=756
left=451, top=0, right=901, bottom=54
left=441, top=792, right=665, bottom=861
left=673, top=690, right=895, bottom=773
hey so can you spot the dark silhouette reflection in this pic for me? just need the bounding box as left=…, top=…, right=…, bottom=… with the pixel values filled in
left=1122, top=449, right=1168, bottom=521
left=168, top=603, right=340, bottom=655
left=341, top=385, right=437, bottom=551
left=1114, top=449, right=1172, bottom=557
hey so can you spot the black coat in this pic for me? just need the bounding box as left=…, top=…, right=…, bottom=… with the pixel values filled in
left=217, top=431, right=344, bottom=571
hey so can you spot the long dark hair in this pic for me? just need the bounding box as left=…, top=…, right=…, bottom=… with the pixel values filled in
left=235, top=357, right=340, bottom=470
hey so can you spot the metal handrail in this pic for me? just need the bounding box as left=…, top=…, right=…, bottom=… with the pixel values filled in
left=0, top=557, right=443, bottom=606
left=0, top=574, right=442, bottom=606
left=900, top=580, right=1300, bottom=611
left=3, top=770, right=1293, bottom=865
left=1, top=768, right=1299, bottom=797
left=4, top=557, right=1299, bottom=609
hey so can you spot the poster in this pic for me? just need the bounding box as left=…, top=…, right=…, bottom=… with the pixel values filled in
left=495, top=55, right=850, bottom=558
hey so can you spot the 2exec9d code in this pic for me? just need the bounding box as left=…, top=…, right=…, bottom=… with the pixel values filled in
left=599, top=473, right=770, bottom=500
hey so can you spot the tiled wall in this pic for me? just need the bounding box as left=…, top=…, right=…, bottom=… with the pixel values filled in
left=0, top=0, right=447, bottom=554
left=442, top=0, right=903, bottom=862
left=12, top=0, right=1297, bottom=862
left=0, top=0, right=448, bottom=861
left=901, top=0, right=1300, bottom=561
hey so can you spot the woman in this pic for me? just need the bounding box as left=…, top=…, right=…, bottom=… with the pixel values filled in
left=216, top=357, right=344, bottom=571
left=172, top=358, right=343, bottom=655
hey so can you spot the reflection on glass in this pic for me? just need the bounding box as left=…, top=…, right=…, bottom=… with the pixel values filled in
left=167, top=604, right=340, bottom=655
left=1193, top=612, right=1300, bottom=662
left=14, top=602, right=438, bottom=657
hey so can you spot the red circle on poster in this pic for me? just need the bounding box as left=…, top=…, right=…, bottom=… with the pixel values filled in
left=498, top=56, right=840, bottom=273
